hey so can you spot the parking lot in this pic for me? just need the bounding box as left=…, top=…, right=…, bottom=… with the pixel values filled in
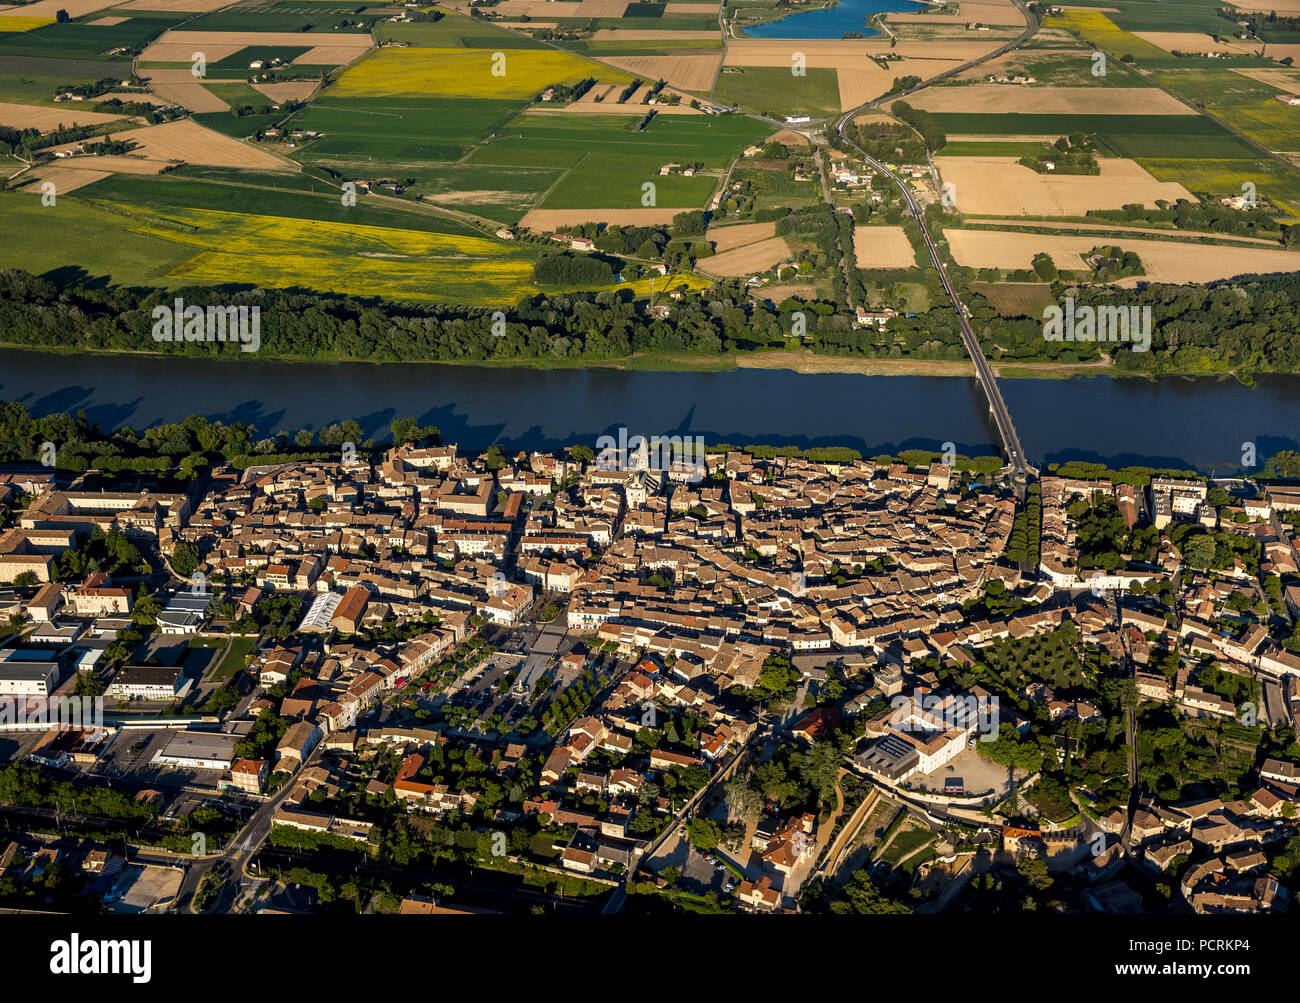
left=908, top=747, right=1018, bottom=801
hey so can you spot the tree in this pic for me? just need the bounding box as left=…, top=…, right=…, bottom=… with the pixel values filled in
left=170, top=541, right=201, bottom=578
left=687, top=816, right=721, bottom=851
left=1183, top=533, right=1216, bottom=570
left=723, top=778, right=761, bottom=821
left=1018, top=856, right=1053, bottom=893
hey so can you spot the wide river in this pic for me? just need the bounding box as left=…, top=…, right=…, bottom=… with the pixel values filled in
left=1, top=349, right=1295, bottom=473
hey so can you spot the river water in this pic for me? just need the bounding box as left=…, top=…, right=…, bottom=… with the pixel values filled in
left=1, top=349, right=1295, bottom=472
left=742, top=0, right=925, bottom=40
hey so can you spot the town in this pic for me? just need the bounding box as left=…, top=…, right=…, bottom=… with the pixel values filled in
left=1, top=411, right=1298, bottom=917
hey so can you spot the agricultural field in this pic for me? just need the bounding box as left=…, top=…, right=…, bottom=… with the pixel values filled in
left=330, top=46, right=630, bottom=100
left=713, top=66, right=841, bottom=118
left=946, top=228, right=1300, bottom=283
left=934, top=156, right=1193, bottom=216
left=0, top=0, right=1294, bottom=321
left=852, top=226, right=916, bottom=269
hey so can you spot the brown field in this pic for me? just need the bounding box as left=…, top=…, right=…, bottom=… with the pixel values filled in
left=706, top=220, right=776, bottom=252
left=294, top=44, right=375, bottom=65
left=970, top=217, right=1284, bottom=246
left=20, top=166, right=111, bottom=194
left=592, top=29, right=721, bottom=40
left=1135, top=31, right=1300, bottom=62
left=1229, top=0, right=1300, bottom=10
left=58, top=154, right=164, bottom=174
left=141, top=43, right=244, bottom=62
left=0, top=0, right=116, bottom=16
left=50, top=118, right=292, bottom=171
left=852, top=225, right=916, bottom=268
left=605, top=53, right=721, bottom=91
left=1232, top=67, right=1300, bottom=89
left=702, top=236, right=792, bottom=276
left=934, top=156, right=1194, bottom=215
left=664, top=2, right=719, bottom=13
left=769, top=129, right=812, bottom=147
left=578, top=84, right=620, bottom=103
left=972, top=281, right=1055, bottom=318
left=147, top=81, right=228, bottom=112
left=947, top=228, right=1300, bottom=282
left=890, top=0, right=1024, bottom=24
left=521, top=207, right=683, bottom=228
left=142, top=30, right=371, bottom=65
left=118, top=0, right=240, bottom=9
left=89, top=15, right=129, bottom=24
left=908, top=84, right=1192, bottom=115
left=0, top=100, right=124, bottom=132
left=251, top=80, right=319, bottom=104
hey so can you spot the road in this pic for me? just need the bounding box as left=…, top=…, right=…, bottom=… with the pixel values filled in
left=175, top=741, right=328, bottom=913
left=602, top=727, right=756, bottom=914
left=822, top=1, right=1038, bottom=478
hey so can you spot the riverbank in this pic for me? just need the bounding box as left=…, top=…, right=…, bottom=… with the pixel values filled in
left=2, top=346, right=1295, bottom=471
left=0, top=341, right=1272, bottom=382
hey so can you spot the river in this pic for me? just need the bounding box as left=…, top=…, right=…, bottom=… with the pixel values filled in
left=742, top=0, right=925, bottom=40
left=0, top=349, right=1295, bottom=472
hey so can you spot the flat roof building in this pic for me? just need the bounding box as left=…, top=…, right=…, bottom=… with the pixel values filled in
left=152, top=731, right=239, bottom=771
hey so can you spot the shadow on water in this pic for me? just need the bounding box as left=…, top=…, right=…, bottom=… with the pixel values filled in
left=2, top=348, right=1298, bottom=473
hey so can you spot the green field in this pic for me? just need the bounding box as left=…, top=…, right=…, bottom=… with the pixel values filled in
left=540, top=151, right=718, bottom=208
left=1138, top=157, right=1300, bottom=208
left=930, top=112, right=1257, bottom=158
left=1047, top=0, right=1238, bottom=34
left=1153, top=67, right=1300, bottom=153
left=713, top=66, right=841, bottom=118
left=0, top=192, right=201, bottom=286
left=466, top=110, right=769, bottom=169
left=213, top=45, right=313, bottom=68
left=0, top=11, right=183, bottom=59
left=78, top=171, right=486, bottom=236
left=939, top=140, right=1059, bottom=158
left=374, top=16, right=546, bottom=49
left=291, top=96, right=526, bottom=164
left=0, top=54, right=136, bottom=103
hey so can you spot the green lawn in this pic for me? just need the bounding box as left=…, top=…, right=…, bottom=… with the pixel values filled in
left=192, top=635, right=256, bottom=682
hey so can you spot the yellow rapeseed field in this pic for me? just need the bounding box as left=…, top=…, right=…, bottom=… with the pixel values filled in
left=1053, top=10, right=1170, bottom=61
left=116, top=205, right=540, bottom=304
left=330, top=47, right=632, bottom=99
left=0, top=16, right=56, bottom=31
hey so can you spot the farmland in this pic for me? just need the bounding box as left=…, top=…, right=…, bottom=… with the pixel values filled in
left=0, top=0, right=1297, bottom=338
left=329, top=47, right=630, bottom=100
left=933, top=156, right=1193, bottom=216
left=946, top=228, right=1300, bottom=283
